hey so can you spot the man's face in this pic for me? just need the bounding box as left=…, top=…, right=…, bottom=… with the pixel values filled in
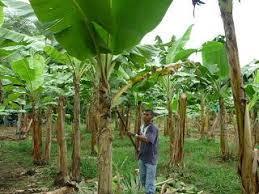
left=142, top=111, right=153, bottom=123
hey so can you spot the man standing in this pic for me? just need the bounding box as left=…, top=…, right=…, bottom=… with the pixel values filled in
left=135, top=109, right=159, bottom=194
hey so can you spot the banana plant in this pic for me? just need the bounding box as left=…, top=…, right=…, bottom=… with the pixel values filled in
left=217, top=0, right=258, bottom=191
left=0, top=26, right=45, bottom=106
left=246, top=70, right=259, bottom=112
left=0, top=26, right=47, bottom=125
left=110, top=43, right=160, bottom=106
left=110, top=29, right=197, bottom=163
left=11, top=53, right=46, bottom=164
left=109, top=45, right=154, bottom=138
left=198, top=40, right=230, bottom=159
left=0, top=1, right=46, bottom=59
left=0, top=27, right=47, bottom=63
left=183, top=72, right=209, bottom=138
left=110, top=26, right=196, bottom=150
left=3, top=52, right=67, bottom=164
left=44, top=45, right=90, bottom=181
left=29, top=1, right=174, bottom=192
left=242, top=61, right=259, bottom=110
left=0, top=0, right=39, bottom=42
left=0, top=1, right=71, bottom=167
left=243, top=65, right=259, bottom=148
left=0, top=64, right=26, bottom=110
left=156, top=25, right=196, bottom=136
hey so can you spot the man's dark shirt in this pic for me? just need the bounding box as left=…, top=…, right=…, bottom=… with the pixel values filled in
left=139, top=123, right=158, bottom=165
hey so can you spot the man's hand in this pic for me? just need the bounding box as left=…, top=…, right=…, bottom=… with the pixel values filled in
left=127, top=132, right=149, bottom=143
left=136, top=134, right=149, bottom=143
left=127, top=131, right=137, bottom=136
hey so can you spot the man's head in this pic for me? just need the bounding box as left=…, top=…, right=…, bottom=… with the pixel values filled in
left=142, top=109, right=154, bottom=124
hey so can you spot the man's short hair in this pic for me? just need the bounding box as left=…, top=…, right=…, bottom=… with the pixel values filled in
left=144, top=109, right=154, bottom=117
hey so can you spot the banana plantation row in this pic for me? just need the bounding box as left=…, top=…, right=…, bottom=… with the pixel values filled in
left=0, top=0, right=258, bottom=193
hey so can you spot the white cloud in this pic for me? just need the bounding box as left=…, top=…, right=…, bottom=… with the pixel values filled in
left=142, top=0, right=259, bottom=66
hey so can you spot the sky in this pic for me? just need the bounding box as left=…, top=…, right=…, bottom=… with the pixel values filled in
left=142, top=0, right=259, bottom=66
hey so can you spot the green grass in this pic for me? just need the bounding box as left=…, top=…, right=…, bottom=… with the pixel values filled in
left=0, top=140, right=32, bottom=168
left=0, top=127, right=241, bottom=194
left=183, top=138, right=240, bottom=194
left=110, top=134, right=241, bottom=194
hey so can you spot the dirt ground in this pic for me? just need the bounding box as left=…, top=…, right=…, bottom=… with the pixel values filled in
left=0, top=126, right=55, bottom=194
left=0, top=126, right=18, bottom=139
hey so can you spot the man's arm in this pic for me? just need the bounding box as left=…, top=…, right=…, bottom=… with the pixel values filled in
left=137, top=126, right=157, bottom=144
left=128, top=126, right=157, bottom=144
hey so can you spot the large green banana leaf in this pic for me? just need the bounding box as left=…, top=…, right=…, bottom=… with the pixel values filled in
left=12, top=54, right=45, bottom=92
left=202, top=41, right=229, bottom=79
left=29, top=0, right=173, bottom=60
left=0, top=28, right=46, bottom=61
left=0, top=28, right=45, bottom=46
left=44, top=46, right=71, bottom=65
left=246, top=70, right=259, bottom=109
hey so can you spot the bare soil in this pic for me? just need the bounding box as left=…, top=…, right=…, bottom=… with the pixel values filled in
left=0, top=126, right=55, bottom=194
